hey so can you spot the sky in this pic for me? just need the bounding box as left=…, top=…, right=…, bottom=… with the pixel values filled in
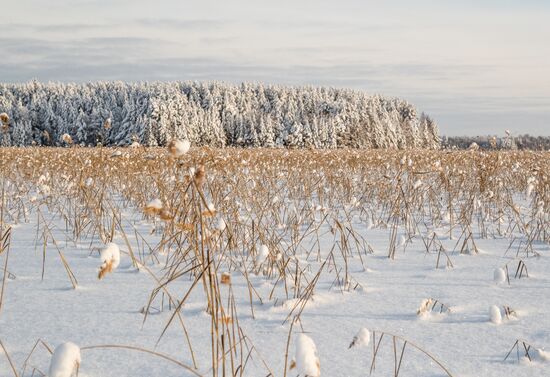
left=1, top=0, right=549, bottom=136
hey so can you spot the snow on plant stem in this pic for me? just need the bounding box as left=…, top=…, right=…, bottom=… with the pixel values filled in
left=293, top=334, right=320, bottom=377
left=532, top=348, right=550, bottom=362
left=349, top=328, right=371, bottom=348
left=144, top=198, right=163, bottom=215
left=256, top=244, right=270, bottom=266
left=493, top=268, right=506, bottom=284
left=167, top=139, right=190, bottom=157
left=98, top=242, right=121, bottom=280
left=48, top=342, right=81, bottom=377
left=217, top=218, right=227, bottom=232
left=489, top=305, right=502, bottom=324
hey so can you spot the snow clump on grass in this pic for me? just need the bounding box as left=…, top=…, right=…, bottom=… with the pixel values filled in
left=61, top=133, right=73, bottom=144
left=531, top=348, right=550, bottom=363
left=291, top=334, right=320, bottom=377
left=167, top=139, right=190, bottom=157
left=98, top=242, right=121, bottom=280
left=256, top=244, right=270, bottom=267
left=493, top=267, right=506, bottom=284
left=48, top=342, right=81, bottom=377
left=193, top=165, right=206, bottom=187
left=489, top=305, right=502, bottom=324
left=526, top=176, right=536, bottom=198
left=144, top=198, right=163, bottom=215
left=349, top=328, right=371, bottom=348
left=398, top=234, right=407, bottom=247
left=217, top=217, right=227, bottom=232
left=417, top=298, right=434, bottom=317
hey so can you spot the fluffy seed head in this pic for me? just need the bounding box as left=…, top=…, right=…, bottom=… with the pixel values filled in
left=159, top=208, right=174, bottom=221
left=194, top=165, right=206, bottom=187
left=61, top=133, right=73, bottom=144
left=98, top=242, right=121, bottom=279
left=0, top=112, right=9, bottom=125
left=167, top=139, right=191, bottom=157
left=144, top=198, right=163, bottom=215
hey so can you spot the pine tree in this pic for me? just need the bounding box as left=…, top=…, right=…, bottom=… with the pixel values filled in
left=0, top=81, right=439, bottom=149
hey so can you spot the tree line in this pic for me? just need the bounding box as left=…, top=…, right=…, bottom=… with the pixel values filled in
left=0, top=81, right=440, bottom=149
left=442, top=135, right=550, bottom=150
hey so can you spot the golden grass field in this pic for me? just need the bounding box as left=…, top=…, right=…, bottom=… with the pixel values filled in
left=0, top=147, right=549, bottom=376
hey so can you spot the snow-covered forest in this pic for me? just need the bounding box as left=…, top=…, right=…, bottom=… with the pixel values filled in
left=0, top=81, right=440, bottom=148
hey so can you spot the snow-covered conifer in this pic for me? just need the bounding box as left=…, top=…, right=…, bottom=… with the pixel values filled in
left=0, top=82, right=439, bottom=149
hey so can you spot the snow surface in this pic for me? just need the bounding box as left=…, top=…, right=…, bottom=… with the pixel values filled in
left=0, top=197, right=549, bottom=376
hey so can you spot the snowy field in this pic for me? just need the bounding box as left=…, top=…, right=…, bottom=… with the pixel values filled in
left=0, top=147, right=549, bottom=377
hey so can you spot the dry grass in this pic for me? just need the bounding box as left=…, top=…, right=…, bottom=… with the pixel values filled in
left=0, top=146, right=548, bottom=375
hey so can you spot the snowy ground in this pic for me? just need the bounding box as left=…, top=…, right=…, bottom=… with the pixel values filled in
left=1, top=205, right=548, bottom=376
left=0, top=148, right=549, bottom=377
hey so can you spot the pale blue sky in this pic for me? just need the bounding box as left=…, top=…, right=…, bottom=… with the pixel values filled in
left=1, top=0, right=548, bottom=135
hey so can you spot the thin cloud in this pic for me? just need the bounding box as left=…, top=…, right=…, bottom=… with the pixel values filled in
left=1, top=0, right=549, bottom=135
left=137, top=18, right=230, bottom=30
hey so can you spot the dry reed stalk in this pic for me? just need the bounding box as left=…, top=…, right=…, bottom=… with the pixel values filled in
left=0, top=147, right=548, bottom=376
left=220, top=272, right=231, bottom=285
left=80, top=344, right=201, bottom=376
left=98, top=259, right=114, bottom=280
left=0, top=339, right=19, bottom=377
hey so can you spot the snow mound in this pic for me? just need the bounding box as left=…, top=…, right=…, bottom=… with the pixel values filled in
left=417, top=298, right=434, bottom=317
left=49, top=342, right=81, bottom=377
left=493, top=268, right=506, bottom=284
left=217, top=218, right=227, bottom=232
left=146, top=198, right=163, bottom=211
left=349, top=328, right=371, bottom=348
left=489, top=305, right=502, bottom=324
left=98, top=242, right=121, bottom=279
left=293, top=334, right=320, bottom=377
left=256, top=244, right=270, bottom=266
left=532, top=348, right=550, bottom=362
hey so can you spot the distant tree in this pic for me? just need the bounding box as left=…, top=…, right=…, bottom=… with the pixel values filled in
left=0, top=81, right=444, bottom=149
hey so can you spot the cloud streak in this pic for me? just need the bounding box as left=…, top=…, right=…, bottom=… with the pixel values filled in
left=1, top=0, right=549, bottom=136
